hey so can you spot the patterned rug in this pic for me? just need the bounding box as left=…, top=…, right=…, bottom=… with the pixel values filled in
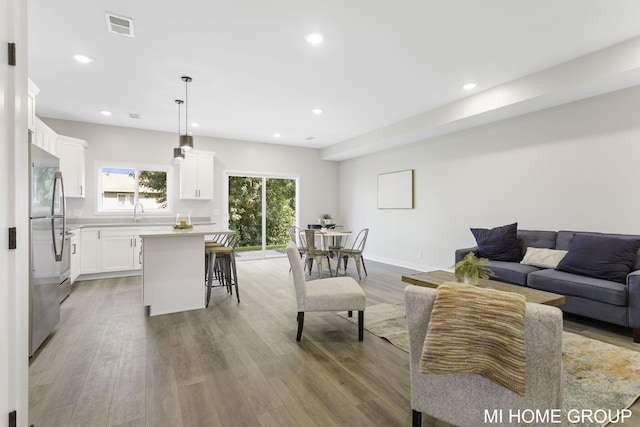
left=338, top=301, right=640, bottom=427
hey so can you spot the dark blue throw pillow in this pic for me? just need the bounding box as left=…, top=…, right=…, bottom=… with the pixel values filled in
left=555, top=234, right=640, bottom=283
left=470, top=222, right=521, bottom=262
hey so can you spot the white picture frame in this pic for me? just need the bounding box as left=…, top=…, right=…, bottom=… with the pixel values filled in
left=377, top=169, right=414, bottom=209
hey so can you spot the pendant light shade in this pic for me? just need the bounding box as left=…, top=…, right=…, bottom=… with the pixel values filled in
left=173, top=147, right=185, bottom=163
left=179, top=134, right=193, bottom=150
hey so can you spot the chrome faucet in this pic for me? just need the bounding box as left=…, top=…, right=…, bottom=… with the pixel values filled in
left=133, top=202, right=144, bottom=223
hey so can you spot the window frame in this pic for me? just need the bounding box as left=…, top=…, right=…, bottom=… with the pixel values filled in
left=96, top=161, right=173, bottom=215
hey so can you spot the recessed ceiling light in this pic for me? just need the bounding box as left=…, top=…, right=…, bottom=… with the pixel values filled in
left=463, top=83, right=477, bottom=90
left=191, top=122, right=199, bottom=127
left=74, top=54, right=92, bottom=63
left=273, top=133, right=281, bottom=138
left=312, top=108, right=324, bottom=115
left=306, top=33, right=323, bottom=44
left=100, top=110, right=112, bottom=116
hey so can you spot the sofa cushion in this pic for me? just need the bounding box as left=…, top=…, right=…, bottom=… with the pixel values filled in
left=470, top=222, right=521, bottom=262
left=555, top=234, right=640, bottom=283
left=557, top=230, right=640, bottom=273
left=489, top=261, right=540, bottom=286
left=528, top=269, right=627, bottom=306
left=521, top=247, right=568, bottom=269
left=517, top=230, right=557, bottom=254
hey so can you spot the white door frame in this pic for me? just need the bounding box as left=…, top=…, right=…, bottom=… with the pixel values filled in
left=2, top=0, right=30, bottom=425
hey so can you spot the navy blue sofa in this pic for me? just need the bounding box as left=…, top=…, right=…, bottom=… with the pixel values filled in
left=455, top=230, right=640, bottom=342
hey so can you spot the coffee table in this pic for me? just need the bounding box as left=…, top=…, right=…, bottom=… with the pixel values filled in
left=401, top=270, right=565, bottom=306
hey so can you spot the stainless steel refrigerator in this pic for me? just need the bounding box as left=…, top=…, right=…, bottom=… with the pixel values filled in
left=29, top=143, right=66, bottom=356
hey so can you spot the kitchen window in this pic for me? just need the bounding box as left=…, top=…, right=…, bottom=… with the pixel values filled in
left=97, top=163, right=171, bottom=213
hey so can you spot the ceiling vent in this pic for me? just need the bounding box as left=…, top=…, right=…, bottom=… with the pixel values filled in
left=105, top=13, right=134, bottom=37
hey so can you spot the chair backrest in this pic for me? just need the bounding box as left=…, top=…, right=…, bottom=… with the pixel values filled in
left=303, top=229, right=319, bottom=255
left=350, top=228, right=369, bottom=252
left=227, top=232, right=240, bottom=249
left=298, top=229, right=307, bottom=249
left=288, top=226, right=300, bottom=244
left=286, top=241, right=306, bottom=309
left=404, top=285, right=563, bottom=425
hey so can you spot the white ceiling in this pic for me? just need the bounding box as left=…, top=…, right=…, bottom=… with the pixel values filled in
left=28, top=0, right=640, bottom=159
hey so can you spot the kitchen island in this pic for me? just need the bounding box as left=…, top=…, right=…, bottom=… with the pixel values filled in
left=140, top=224, right=230, bottom=316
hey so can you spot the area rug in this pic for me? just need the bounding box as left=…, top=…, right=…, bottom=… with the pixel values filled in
left=338, top=301, right=640, bottom=427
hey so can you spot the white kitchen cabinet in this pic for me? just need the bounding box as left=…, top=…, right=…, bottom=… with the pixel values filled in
left=80, top=228, right=101, bottom=274
left=101, top=228, right=139, bottom=271
left=134, top=236, right=143, bottom=270
left=180, top=150, right=214, bottom=199
left=80, top=227, right=143, bottom=275
left=57, top=136, right=87, bottom=198
left=27, top=79, right=39, bottom=132
left=70, top=231, right=80, bottom=283
left=34, top=117, right=58, bottom=155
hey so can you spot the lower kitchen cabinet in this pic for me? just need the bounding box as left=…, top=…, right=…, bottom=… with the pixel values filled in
left=80, top=228, right=101, bottom=274
left=70, top=231, right=80, bottom=283
left=80, top=227, right=144, bottom=275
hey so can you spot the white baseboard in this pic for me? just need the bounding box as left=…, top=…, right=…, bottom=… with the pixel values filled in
left=364, top=254, right=445, bottom=273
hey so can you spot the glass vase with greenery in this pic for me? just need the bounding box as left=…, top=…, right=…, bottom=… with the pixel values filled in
left=454, top=252, right=495, bottom=285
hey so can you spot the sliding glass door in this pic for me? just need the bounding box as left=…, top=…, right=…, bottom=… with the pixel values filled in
left=228, top=174, right=297, bottom=258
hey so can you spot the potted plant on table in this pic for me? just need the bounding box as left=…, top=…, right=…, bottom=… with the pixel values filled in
left=320, top=213, right=333, bottom=227
left=454, top=252, right=494, bottom=285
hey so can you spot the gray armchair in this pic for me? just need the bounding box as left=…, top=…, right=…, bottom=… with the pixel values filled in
left=404, top=285, right=563, bottom=427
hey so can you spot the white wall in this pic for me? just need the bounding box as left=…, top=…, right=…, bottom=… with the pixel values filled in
left=339, top=85, right=640, bottom=271
left=42, top=119, right=340, bottom=227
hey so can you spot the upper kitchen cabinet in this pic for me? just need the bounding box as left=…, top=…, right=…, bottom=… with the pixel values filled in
left=57, top=136, right=87, bottom=198
left=33, top=117, right=58, bottom=156
left=27, top=79, right=39, bottom=132
left=180, top=150, right=214, bottom=200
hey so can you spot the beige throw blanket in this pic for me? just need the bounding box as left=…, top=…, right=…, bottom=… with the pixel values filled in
left=419, top=281, right=527, bottom=396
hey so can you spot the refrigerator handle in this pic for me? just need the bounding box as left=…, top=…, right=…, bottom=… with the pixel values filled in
left=52, top=171, right=65, bottom=262
left=53, top=171, right=66, bottom=218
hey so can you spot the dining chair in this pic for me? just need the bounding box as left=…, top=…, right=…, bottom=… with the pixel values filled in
left=303, top=229, right=332, bottom=278
left=339, top=228, right=369, bottom=279
left=285, top=241, right=366, bottom=341
left=287, top=225, right=304, bottom=259
left=327, top=225, right=348, bottom=257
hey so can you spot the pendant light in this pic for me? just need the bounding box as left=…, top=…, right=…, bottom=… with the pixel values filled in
left=173, top=99, right=185, bottom=163
left=179, top=76, right=194, bottom=151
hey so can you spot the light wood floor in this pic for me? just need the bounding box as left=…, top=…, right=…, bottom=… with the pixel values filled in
left=29, top=257, right=640, bottom=426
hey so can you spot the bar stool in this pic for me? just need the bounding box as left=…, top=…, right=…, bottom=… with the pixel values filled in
left=204, top=233, right=231, bottom=280
left=205, top=233, right=239, bottom=306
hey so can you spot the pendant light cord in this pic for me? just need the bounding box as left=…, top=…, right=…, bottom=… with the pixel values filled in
left=184, top=79, right=189, bottom=136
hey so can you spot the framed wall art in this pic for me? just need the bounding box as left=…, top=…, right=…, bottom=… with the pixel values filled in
left=377, top=169, right=414, bottom=209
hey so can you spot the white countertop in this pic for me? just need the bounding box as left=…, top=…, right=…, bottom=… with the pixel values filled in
left=139, top=224, right=232, bottom=237
left=67, top=221, right=216, bottom=229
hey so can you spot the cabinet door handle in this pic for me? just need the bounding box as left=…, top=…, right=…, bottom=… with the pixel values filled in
left=80, top=185, right=83, bottom=195
left=139, top=250, right=142, bottom=265
left=72, top=243, right=76, bottom=254
left=98, top=230, right=101, bottom=239
left=134, top=238, right=137, bottom=247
